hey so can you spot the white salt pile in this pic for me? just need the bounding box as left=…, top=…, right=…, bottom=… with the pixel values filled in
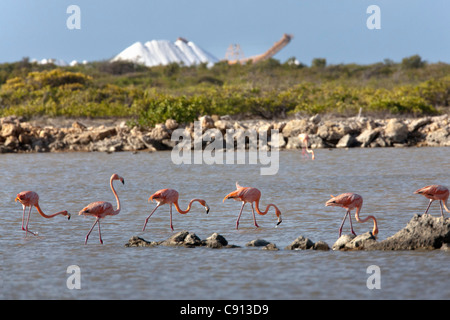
left=111, top=38, right=219, bottom=67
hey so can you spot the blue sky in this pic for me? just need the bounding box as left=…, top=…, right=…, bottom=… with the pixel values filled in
left=0, top=0, right=448, bottom=65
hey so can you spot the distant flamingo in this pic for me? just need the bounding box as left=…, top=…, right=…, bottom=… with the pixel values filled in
left=79, top=174, right=124, bottom=244
left=325, top=193, right=378, bottom=237
left=414, top=185, right=449, bottom=218
left=142, top=188, right=210, bottom=231
left=298, top=133, right=315, bottom=160
left=223, top=182, right=282, bottom=229
left=15, top=191, right=70, bottom=236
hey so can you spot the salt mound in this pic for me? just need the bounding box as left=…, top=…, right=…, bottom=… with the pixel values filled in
left=112, top=38, right=218, bottom=67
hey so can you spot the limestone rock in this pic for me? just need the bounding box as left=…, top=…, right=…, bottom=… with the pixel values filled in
left=384, top=119, right=408, bottom=144
left=125, top=236, right=158, bottom=247
left=369, top=214, right=450, bottom=250
left=332, top=234, right=356, bottom=250
left=205, top=232, right=228, bottom=248
left=285, top=236, right=314, bottom=250
left=344, top=232, right=377, bottom=250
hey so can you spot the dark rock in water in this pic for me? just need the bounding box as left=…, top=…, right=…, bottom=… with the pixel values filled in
left=285, top=236, right=314, bottom=250
left=313, top=241, right=330, bottom=251
left=345, top=232, right=377, bottom=250
left=246, top=239, right=271, bottom=247
left=205, top=232, right=228, bottom=248
left=332, top=234, right=356, bottom=250
left=161, top=230, right=202, bottom=247
left=332, top=232, right=377, bottom=250
left=246, top=239, right=278, bottom=250
left=262, top=243, right=279, bottom=251
left=126, top=231, right=236, bottom=249
left=369, top=214, right=450, bottom=250
left=125, top=236, right=158, bottom=247
left=286, top=236, right=330, bottom=251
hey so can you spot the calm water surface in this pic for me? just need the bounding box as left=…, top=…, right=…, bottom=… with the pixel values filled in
left=1, top=147, right=449, bottom=299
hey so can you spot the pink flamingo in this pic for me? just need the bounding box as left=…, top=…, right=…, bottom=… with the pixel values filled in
left=223, top=182, right=282, bottom=229
left=414, top=184, right=449, bottom=218
left=142, top=188, right=210, bottom=231
left=298, top=133, right=315, bottom=160
left=79, top=174, right=124, bottom=244
left=325, top=193, right=378, bottom=237
left=15, top=191, right=70, bottom=236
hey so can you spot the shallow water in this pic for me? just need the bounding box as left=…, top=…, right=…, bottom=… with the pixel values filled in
left=1, top=147, right=449, bottom=299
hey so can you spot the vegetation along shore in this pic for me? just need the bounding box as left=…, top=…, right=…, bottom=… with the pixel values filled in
left=0, top=55, right=448, bottom=153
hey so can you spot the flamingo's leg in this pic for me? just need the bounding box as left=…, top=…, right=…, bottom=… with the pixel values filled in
left=97, top=220, right=103, bottom=244
left=338, top=211, right=348, bottom=237
left=169, top=204, right=173, bottom=231
left=85, top=218, right=99, bottom=245
left=22, top=205, right=37, bottom=236
left=424, top=199, right=433, bottom=215
left=235, top=202, right=246, bottom=230
left=348, top=210, right=356, bottom=236
left=251, top=203, right=260, bottom=228
left=142, top=204, right=161, bottom=231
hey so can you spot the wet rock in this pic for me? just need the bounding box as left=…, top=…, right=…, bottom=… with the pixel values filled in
left=332, top=234, right=356, bottom=250
left=344, top=232, right=377, bottom=250
left=369, top=214, right=450, bottom=250
left=285, top=236, right=314, bottom=250
left=125, top=236, right=158, bottom=247
left=246, top=239, right=271, bottom=247
left=184, top=232, right=203, bottom=246
left=313, top=241, right=330, bottom=251
left=161, top=230, right=202, bottom=247
left=205, top=233, right=228, bottom=248
left=262, top=243, right=279, bottom=251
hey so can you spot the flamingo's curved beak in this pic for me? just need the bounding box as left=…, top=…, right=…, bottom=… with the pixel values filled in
left=205, top=204, right=210, bottom=214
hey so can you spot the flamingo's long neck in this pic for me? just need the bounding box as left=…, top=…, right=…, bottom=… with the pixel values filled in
left=111, top=178, right=121, bottom=215
left=34, top=203, right=68, bottom=219
left=254, top=199, right=282, bottom=222
left=354, top=206, right=378, bottom=235
left=174, top=199, right=202, bottom=214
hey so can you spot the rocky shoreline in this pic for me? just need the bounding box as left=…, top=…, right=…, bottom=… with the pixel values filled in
left=0, top=113, right=449, bottom=153
left=126, top=214, right=450, bottom=251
